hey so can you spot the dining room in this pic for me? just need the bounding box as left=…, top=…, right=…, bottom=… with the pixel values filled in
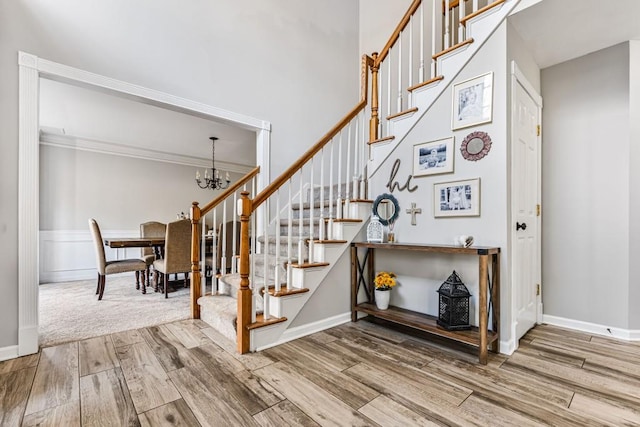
left=37, top=77, right=257, bottom=347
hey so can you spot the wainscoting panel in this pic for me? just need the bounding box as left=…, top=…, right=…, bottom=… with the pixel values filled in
left=39, top=230, right=139, bottom=283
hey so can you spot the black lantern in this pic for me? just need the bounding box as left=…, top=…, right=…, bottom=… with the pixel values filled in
left=437, top=270, right=471, bottom=330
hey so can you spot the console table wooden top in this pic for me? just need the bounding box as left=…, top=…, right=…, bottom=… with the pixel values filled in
left=352, top=241, right=500, bottom=255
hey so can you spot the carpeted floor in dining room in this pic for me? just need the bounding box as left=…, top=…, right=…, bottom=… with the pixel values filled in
left=39, top=274, right=202, bottom=348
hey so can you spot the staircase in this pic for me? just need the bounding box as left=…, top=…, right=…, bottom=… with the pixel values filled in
left=198, top=184, right=372, bottom=349
left=190, top=0, right=520, bottom=353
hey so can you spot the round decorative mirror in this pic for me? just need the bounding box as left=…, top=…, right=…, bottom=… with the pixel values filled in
left=372, top=193, right=400, bottom=226
left=460, top=131, right=492, bottom=161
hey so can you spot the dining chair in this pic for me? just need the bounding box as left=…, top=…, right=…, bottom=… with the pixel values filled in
left=139, top=221, right=167, bottom=293
left=88, top=218, right=147, bottom=300
left=153, top=219, right=192, bottom=298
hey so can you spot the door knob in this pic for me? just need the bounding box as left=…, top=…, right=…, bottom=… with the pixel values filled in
left=516, top=222, right=527, bottom=231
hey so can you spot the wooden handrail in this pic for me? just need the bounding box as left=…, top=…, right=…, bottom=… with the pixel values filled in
left=446, top=0, right=468, bottom=11
left=252, top=99, right=367, bottom=211
left=199, top=166, right=260, bottom=216
left=374, top=0, right=422, bottom=67
left=460, top=0, right=506, bottom=25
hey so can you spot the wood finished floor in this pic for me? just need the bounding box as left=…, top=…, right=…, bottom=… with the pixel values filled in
left=1, top=319, right=640, bottom=426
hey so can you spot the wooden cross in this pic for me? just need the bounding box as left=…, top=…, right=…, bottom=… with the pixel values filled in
left=406, top=203, right=422, bottom=226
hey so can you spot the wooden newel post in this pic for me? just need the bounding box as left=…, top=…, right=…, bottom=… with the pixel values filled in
left=237, top=191, right=252, bottom=354
left=369, top=52, right=380, bottom=142
left=190, top=201, right=202, bottom=319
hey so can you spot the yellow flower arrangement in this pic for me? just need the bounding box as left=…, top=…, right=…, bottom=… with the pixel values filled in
left=374, top=271, right=397, bottom=291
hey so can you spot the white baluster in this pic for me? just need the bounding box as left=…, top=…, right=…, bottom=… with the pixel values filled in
left=275, top=189, right=281, bottom=293
left=352, top=119, right=359, bottom=200
left=250, top=181, right=257, bottom=323
left=337, top=130, right=343, bottom=217
left=298, top=169, right=304, bottom=266
left=308, top=158, right=314, bottom=264
left=221, top=200, right=228, bottom=277
left=473, top=0, right=479, bottom=13
left=397, top=33, right=403, bottom=112
left=320, top=146, right=325, bottom=240
left=232, top=192, right=238, bottom=274
left=459, top=0, right=466, bottom=42
left=419, top=2, right=425, bottom=82
left=328, top=139, right=334, bottom=238
left=432, top=0, right=443, bottom=78
left=444, top=0, right=450, bottom=49
left=346, top=125, right=352, bottom=201
left=408, top=18, right=414, bottom=107
left=287, top=179, right=292, bottom=285
left=262, top=202, right=269, bottom=320
left=387, top=54, right=392, bottom=128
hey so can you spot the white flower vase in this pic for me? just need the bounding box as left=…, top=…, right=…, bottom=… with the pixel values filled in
left=374, top=289, right=390, bottom=310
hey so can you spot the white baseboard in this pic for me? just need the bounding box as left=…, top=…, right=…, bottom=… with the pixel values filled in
left=254, top=312, right=352, bottom=352
left=0, top=345, right=19, bottom=362
left=543, top=315, right=640, bottom=341
left=499, top=338, right=517, bottom=355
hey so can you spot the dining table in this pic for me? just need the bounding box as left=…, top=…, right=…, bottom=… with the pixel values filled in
left=103, top=235, right=215, bottom=258
left=104, top=235, right=216, bottom=293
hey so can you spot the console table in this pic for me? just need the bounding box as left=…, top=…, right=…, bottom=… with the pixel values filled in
left=351, top=242, right=500, bottom=364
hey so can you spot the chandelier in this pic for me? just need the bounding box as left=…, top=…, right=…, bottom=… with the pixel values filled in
left=196, top=136, right=231, bottom=190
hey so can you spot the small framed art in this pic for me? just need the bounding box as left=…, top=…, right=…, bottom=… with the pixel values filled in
left=452, top=72, right=493, bottom=130
left=434, top=178, right=480, bottom=217
left=413, top=137, right=454, bottom=177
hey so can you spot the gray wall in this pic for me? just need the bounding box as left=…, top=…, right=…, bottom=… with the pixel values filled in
left=541, top=43, right=630, bottom=328
left=629, top=41, right=640, bottom=329
left=0, top=0, right=359, bottom=348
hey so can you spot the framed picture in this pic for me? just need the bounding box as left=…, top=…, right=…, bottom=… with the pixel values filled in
left=434, top=178, right=480, bottom=217
left=452, top=72, right=493, bottom=130
left=413, top=137, right=455, bottom=177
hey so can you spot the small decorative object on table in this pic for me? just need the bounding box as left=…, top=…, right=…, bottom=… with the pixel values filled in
left=374, top=271, right=397, bottom=310
left=455, top=235, right=474, bottom=248
left=437, top=270, right=471, bottom=330
left=367, top=215, right=383, bottom=243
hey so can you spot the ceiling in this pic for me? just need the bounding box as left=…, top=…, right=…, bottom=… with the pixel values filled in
left=509, top=0, right=640, bottom=69
left=39, top=78, right=257, bottom=171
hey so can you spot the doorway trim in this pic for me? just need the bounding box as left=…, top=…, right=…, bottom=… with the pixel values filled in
left=17, top=51, right=271, bottom=356
left=509, top=60, right=543, bottom=351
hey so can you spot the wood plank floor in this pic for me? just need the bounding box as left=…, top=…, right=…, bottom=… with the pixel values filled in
left=1, top=318, right=640, bottom=426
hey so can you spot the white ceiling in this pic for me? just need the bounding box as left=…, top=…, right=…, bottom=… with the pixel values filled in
left=39, top=79, right=257, bottom=169
left=509, top=0, right=640, bottom=69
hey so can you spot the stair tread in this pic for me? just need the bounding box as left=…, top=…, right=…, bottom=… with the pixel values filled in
left=408, top=75, right=444, bottom=92
left=368, top=136, right=395, bottom=145
left=263, top=285, right=310, bottom=297
left=433, top=38, right=474, bottom=60
left=387, top=107, right=418, bottom=121
left=334, top=218, right=362, bottom=223
left=292, top=262, right=330, bottom=269
left=313, top=239, right=348, bottom=244
left=247, top=314, right=288, bottom=330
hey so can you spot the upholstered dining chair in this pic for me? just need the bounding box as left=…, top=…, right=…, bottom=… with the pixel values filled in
left=139, top=221, right=167, bottom=293
left=153, top=219, right=192, bottom=298
left=88, top=218, right=146, bottom=300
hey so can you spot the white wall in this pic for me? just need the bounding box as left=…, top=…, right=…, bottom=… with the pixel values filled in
left=39, top=145, right=236, bottom=231
left=365, top=23, right=511, bottom=343
left=0, top=0, right=359, bottom=348
left=359, top=0, right=412, bottom=57
left=541, top=43, right=630, bottom=328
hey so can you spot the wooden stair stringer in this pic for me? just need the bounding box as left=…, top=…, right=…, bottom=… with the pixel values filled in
left=367, top=0, right=519, bottom=178
left=249, top=216, right=368, bottom=351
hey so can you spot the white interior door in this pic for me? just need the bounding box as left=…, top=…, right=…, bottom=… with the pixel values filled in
left=511, top=65, right=542, bottom=342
